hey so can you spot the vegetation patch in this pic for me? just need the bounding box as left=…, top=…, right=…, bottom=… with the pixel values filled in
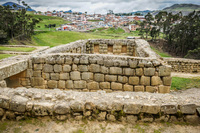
left=150, top=46, right=171, bottom=57
left=171, top=77, right=200, bottom=90
left=0, top=46, right=36, bottom=52
left=0, top=54, right=15, bottom=60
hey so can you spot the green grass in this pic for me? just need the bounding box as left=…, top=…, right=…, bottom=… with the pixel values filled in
left=150, top=46, right=171, bottom=57
left=31, top=15, right=70, bottom=31
left=171, top=77, right=200, bottom=90
left=0, top=46, right=36, bottom=52
left=32, top=31, right=123, bottom=47
left=87, top=20, right=103, bottom=22
left=0, top=122, right=9, bottom=132
left=0, top=54, right=15, bottom=60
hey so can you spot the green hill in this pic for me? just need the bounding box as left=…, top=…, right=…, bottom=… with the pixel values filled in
left=163, top=4, right=200, bottom=15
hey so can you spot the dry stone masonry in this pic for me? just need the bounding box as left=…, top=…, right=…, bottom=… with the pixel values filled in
left=0, top=88, right=199, bottom=124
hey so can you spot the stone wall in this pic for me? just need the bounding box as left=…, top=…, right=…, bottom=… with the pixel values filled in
left=0, top=88, right=199, bottom=124
left=164, top=58, right=200, bottom=74
left=27, top=54, right=171, bottom=93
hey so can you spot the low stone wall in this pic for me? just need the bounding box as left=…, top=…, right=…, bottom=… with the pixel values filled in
left=164, top=58, right=200, bottom=74
left=28, top=54, right=171, bottom=93
left=0, top=88, right=199, bottom=124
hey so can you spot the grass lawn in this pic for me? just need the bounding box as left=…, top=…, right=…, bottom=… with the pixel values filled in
left=31, top=15, right=70, bottom=31
left=0, top=54, right=15, bottom=60
left=171, top=77, right=200, bottom=90
left=150, top=46, right=171, bottom=57
left=32, top=31, right=126, bottom=47
left=0, top=46, right=36, bottom=52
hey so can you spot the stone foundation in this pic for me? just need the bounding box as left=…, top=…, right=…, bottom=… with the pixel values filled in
left=0, top=88, right=199, bottom=124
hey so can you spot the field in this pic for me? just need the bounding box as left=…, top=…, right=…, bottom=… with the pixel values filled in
left=0, top=54, right=15, bottom=60
left=31, top=15, right=70, bottom=31
left=0, top=46, right=36, bottom=52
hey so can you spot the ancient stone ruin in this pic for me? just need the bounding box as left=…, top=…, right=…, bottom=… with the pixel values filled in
left=0, top=39, right=199, bottom=124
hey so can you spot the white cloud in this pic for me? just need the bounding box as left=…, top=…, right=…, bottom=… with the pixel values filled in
left=1, top=0, right=200, bottom=14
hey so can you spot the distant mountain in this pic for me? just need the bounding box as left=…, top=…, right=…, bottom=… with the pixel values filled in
left=163, top=4, right=200, bottom=15
left=2, top=2, right=35, bottom=12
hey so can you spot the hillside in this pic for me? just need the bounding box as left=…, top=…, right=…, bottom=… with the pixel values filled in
left=2, top=2, right=35, bottom=12
left=163, top=4, right=200, bottom=15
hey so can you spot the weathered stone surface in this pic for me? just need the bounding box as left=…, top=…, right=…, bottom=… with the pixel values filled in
left=124, top=85, right=133, bottom=91
left=63, top=65, right=71, bottom=72
left=0, top=80, right=7, bottom=88
left=73, top=58, right=79, bottom=64
left=54, top=65, right=62, bottom=73
left=100, top=82, right=110, bottom=89
left=144, top=68, right=155, bottom=76
left=72, top=64, right=78, bottom=71
left=70, top=71, right=81, bottom=80
left=58, top=80, right=65, bottom=89
left=85, top=102, right=95, bottom=110
left=66, top=80, right=73, bottom=89
left=118, top=76, right=128, bottom=83
left=33, top=71, right=41, bottom=77
left=10, top=96, right=28, bottom=113
left=81, top=72, right=93, bottom=81
left=60, top=73, right=70, bottom=80
left=33, top=102, right=54, bottom=116
left=158, top=85, right=170, bottom=93
left=129, top=77, right=139, bottom=85
left=107, top=114, right=116, bottom=121
left=101, top=66, right=109, bottom=74
left=110, top=67, right=122, bottom=75
left=136, top=68, right=143, bottom=76
left=180, top=104, right=196, bottom=114
left=141, top=104, right=160, bottom=114
left=134, top=86, right=144, bottom=92
left=50, top=73, right=60, bottom=80
left=56, top=57, right=65, bottom=64
left=55, top=115, right=68, bottom=121
left=54, top=102, right=71, bottom=114
left=163, top=77, right=172, bottom=86
left=185, top=115, right=200, bottom=124
left=70, top=101, right=84, bottom=112
left=42, top=73, right=50, bottom=80
left=80, top=57, right=89, bottom=64
left=161, top=104, right=177, bottom=114
left=151, top=76, right=162, bottom=86
left=124, top=104, right=142, bottom=114
left=65, top=57, right=72, bottom=65
left=43, top=64, right=53, bottom=73
left=129, top=60, right=138, bottom=68
left=97, top=112, right=107, bottom=121
left=34, top=64, right=43, bottom=70
left=78, top=65, right=88, bottom=72
left=94, top=73, right=104, bottom=82
left=87, top=82, right=99, bottom=90
left=146, top=86, right=158, bottom=93
left=0, top=108, right=5, bottom=117
left=140, top=76, right=150, bottom=86
left=47, top=80, right=58, bottom=89
left=105, top=75, right=117, bottom=82
left=159, top=66, right=171, bottom=76
left=126, top=115, right=137, bottom=124
left=31, top=77, right=44, bottom=86
left=123, top=68, right=134, bottom=76
left=74, top=81, right=86, bottom=89
left=111, top=82, right=122, bottom=90
left=89, top=64, right=100, bottom=72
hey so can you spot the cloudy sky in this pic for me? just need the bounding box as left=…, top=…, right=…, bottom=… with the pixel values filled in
left=1, top=0, right=200, bottom=14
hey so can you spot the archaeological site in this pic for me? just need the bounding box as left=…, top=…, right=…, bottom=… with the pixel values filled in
left=0, top=39, right=199, bottom=124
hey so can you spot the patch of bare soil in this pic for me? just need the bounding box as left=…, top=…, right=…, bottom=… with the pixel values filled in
left=1, top=118, right=200, bottom=133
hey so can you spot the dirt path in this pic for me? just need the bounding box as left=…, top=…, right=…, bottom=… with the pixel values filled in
left=171, top=72, right=200, bottom=78
left=1, top=118, right=200, bottom=133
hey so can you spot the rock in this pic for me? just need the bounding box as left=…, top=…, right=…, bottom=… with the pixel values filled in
left=101, top=66, right=109, bottom=74
left=70, top=71, right=81, bottom=80
left=66, top=80, right=74, bottom=89
left=65, top=57, right=72, bottom=65
left=84, top=111, right=92, bottom=117
left=105, top=75, right=117, bottom=82
left=43, top=64, right=53, bottom=73
left=88, top=82, right=99, bottom=90
left=82, top=72, right=93, bottom=80
left=54, top=65, right=62, bottom=73
left=141, top=104, right=160, bottom=114
left=140, top=76, right=150, bottom=86
left=110, top=67, right=122, bottom=75
left=10, top=96, right=28, bottom=113
left=151, top=76, right=162, bottom=86
left=0, top=95, right=10, bottom=109
left=0, top=80, right=7, bottom=88
left=70, top=101, right=84, bottom=112
left=47, top=80, right=58, bottom=89
left=118, top=76, right=128, bottom=83
left=100, top=82, right=110, bottom=89
left=129, top=77, right=139, bottom=85
left=89, top=64, right=101, bottom=72
left=111, top=82, right=122, bottom=90
left=185, top=115, right=200, bottom=124
left=31, top=77, right=44, bottom=86
left=94, top=74, right=104, bottom=82
left=107, top=114, right=116, bottom=121
left=58, top=80, right=65, bottom=89
left=123, top=68, right=135, bottom=76
left=159, top=66, right=171, bottom=76
left=126, top=115, right=137, bottom=124
left=6, top=111, right=16, bottom=120
left=129, top=60, right=138, bottom=68
left=136, top=68, right=143, bottom=76
left=158, top=86, right=170, bottom=93
left=124, top=104, right=142, bottom=114
left=97, top=112, right=107, bottom=121
left=163, top=77, right=172, bottom=86
left=54, top=102, right=71, bottom=115
left=74, top=81, right=86, bottom=89
left=63, top=65, right=71, bottom=72
left=85, top=102, right=95, bottom=110
left=161, top=104, right=177, bottom=114
left=80, top=57, right=89, bottom=64
left=60, top=73, right=70, bottom=80
left=55, top=115, right=68, bottom=121
left=179, top=104, right=196, bottom=114
left=0, top=108, right=5, bottom=117
left=124, top=85, right=133, bottom=91
left=50, top=73, right=60, bottom=80
left=78, top=65, right=88, bottom=72
left=144, top=68, right=155, bottom=76
left=146, top=86, right=158, bottom=93
left=33, top=102, right=54, bottom=116
left=134, top=86, right=144, bottom=92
